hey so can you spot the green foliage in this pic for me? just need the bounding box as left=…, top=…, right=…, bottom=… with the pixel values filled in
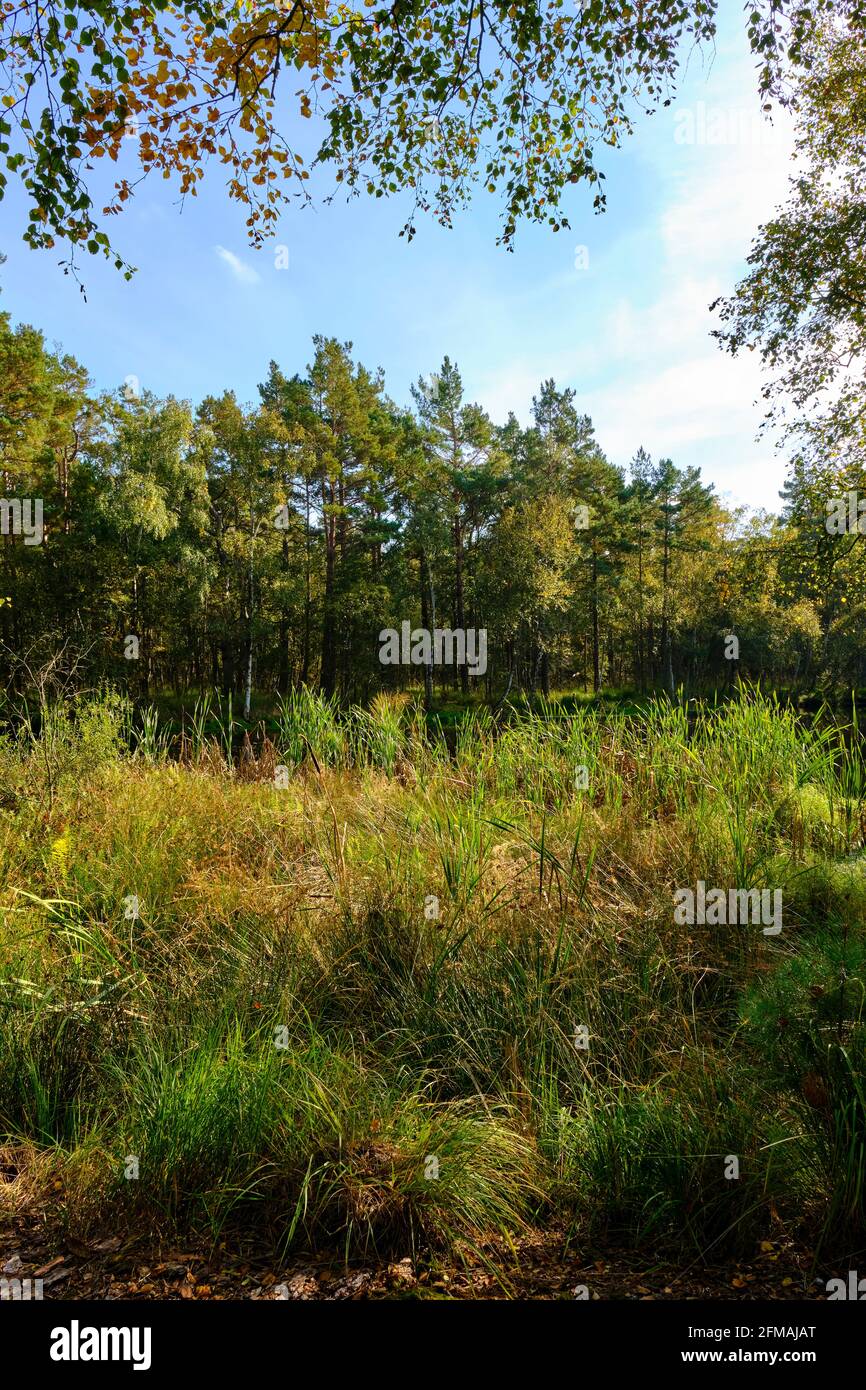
left=714, top=8, right=866, bottom=472
left=2, top=302, right=845, bottom=702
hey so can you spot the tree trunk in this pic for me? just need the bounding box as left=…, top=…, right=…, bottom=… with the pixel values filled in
left=637, top=523, right=645, bottom=690
left=591, top=550, right=600, bottom=694
left=453, top=506, right=469, bottom=695
left=243, top=520, right=254, bottom=721
left=420, top=547, right=434, bottom=709
left=320, top=482, right=337, bottom=696
left=661, top=518, right=674, bottom=695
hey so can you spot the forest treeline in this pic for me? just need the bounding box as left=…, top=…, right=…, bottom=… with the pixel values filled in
left=1, top=305, right=860, bottom=707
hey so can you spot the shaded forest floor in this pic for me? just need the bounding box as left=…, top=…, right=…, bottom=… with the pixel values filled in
left=0, top=1208, right=832, bottom=1300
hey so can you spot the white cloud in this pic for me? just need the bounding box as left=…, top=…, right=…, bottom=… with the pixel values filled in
left=660, top=143, right=794, bottom=273
left=554, top=66, right=798, bottom=509
left=214, top=246, right=261, bottom=285
left=589, top=351, right=764, bottom=450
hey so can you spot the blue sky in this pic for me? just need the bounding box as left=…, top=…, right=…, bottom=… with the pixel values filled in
left=0, top=9, right=795, bottom=513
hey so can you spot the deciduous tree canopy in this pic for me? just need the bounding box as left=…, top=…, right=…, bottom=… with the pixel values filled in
left=0, top=0, right=844, bottom=273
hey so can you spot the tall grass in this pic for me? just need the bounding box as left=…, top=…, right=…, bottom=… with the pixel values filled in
left=1, top=685, right=865, bottom=1271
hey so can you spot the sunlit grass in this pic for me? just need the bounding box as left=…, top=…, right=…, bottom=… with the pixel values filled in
left=1, top=685, right=865, bottom=1266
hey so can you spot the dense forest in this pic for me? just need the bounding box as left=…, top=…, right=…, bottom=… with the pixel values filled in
left=2, top=302, right=861, bottom=710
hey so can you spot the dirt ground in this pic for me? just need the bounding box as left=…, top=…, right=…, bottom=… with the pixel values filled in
left=0, top=1211, right=835, bottom=1301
